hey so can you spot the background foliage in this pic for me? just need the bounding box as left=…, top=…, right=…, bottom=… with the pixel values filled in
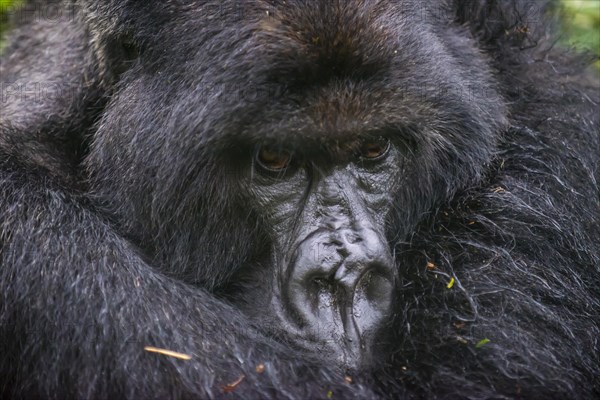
left=562, top=0, right=600, bottom=68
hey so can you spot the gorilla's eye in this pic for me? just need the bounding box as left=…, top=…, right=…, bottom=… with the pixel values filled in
left=359, top=137, right=390, bottom=160
left=256, top=146, right=292, bottom=172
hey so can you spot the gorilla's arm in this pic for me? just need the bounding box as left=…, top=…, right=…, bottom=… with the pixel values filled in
left=0, top=165, right=234, bottom=397
left=0, top=162, right=374, bottom=399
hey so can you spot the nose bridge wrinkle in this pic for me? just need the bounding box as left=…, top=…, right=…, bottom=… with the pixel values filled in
left=316, top=169, right=371, bottom=229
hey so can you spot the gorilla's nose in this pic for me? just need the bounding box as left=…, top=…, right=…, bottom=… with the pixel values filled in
left=286, top=226, right=395, bottom=367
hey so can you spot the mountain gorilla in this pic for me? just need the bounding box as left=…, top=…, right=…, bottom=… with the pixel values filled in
left=1, top=0, right=599, bottom=399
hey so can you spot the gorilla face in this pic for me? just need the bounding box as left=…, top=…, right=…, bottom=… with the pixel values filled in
left=86, top=1, right=508, bottom=370
left=242, top=137, right=402, bottom=366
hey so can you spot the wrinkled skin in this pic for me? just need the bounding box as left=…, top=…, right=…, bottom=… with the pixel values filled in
left=240, top=143, right=403, bottom=366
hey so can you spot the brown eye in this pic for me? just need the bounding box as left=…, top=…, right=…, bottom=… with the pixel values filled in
left=360, top=137, right=390, bottom=160
left=256, top=146, right=292, bottom=171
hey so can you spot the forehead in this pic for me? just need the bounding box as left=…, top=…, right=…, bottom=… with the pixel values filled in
left=122, top=1, right=461, bottom=152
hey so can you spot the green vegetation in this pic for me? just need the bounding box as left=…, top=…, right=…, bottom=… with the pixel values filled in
left=561, top=1, right=600, bottom=67
left=0, top=0, right=21, bottom=46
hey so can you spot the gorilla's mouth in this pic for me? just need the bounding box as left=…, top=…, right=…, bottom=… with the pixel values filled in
left=281, top=228, right=395, bottom=368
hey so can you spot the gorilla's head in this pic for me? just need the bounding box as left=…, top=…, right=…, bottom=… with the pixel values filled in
left=86, top=1, right=507, bottom=368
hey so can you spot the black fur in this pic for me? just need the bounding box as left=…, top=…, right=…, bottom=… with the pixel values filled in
left=1, top=1, right=599, bottom=399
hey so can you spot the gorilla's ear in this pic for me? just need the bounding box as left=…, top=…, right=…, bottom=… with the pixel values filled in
left=450, top=0, right=557, bottom=48
left=102, top=34, right=140, bottom=79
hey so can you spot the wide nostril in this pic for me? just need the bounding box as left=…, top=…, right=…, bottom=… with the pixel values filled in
left=312, top=276, right=331, bottom=288
left=295, top=228, right=394, bottom=293
left=336, top=247, right=350, bottom=257
left=309, top=275, right=343, bottom=306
